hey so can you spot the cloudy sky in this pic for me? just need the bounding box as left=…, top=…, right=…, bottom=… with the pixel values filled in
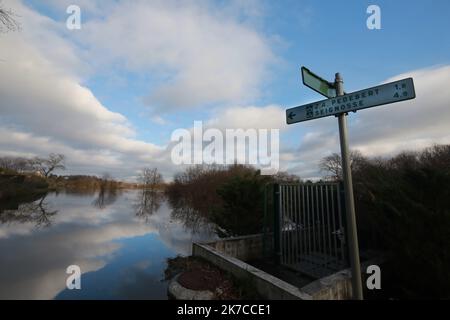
left=1, top=0, right=449, bottom=181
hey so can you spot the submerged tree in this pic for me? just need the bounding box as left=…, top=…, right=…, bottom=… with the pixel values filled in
left=134, top=189, right=163, bottom=222
left=139, top=168, right=163, bottom=192
left=92, top=173, right=119, bottom=209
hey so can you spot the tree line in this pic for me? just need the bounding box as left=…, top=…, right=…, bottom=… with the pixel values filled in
left=334, top=144, right=449, bottom=299
left=165, top=164, right=300, bottom=237
left=0, top=153, right=66, bottom=177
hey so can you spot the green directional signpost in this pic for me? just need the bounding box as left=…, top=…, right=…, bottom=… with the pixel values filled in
left=287, top=67, right=416, bottom=300
left=301, top=66, right=337, bottom=98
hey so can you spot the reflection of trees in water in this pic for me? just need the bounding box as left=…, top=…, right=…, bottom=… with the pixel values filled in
left=134, top=190, right=163, bottom=222
left=64, top=189, right=97, bottom=197
left=0, top=194, right=58, bottom=228
left=167, top=197, right=216, bottom=235
left=92, top=184, right=120, bottom=209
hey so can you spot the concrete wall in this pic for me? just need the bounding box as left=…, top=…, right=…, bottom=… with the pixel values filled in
left=301, top=259, right=381, bottom=300
left=300, top=269, right=353, bottom=300
left=193, top=235, right=377, bottom=300
left=205, top=234, right=271, bottom=261
left=193, top=242, right=311, bottom=300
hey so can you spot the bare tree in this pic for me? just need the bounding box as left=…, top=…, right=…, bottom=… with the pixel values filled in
left=0, top=156, right=34, bottom=173
left=320, top=150, right=365, bottom=181
left=0, top=1, right=20, bottom=33
left=34, top=153, right=66, bottom=178
left=319, top=153, right=342, bottom=181
left=139, top=168, right=163, bottom=192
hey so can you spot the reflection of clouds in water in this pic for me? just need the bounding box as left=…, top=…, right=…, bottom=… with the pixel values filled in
left=0, top=190, right=217, bottom=299
left=0, top=220, right=37, bottom=238
left=134, top=259, right=152, bottom=270
left=0, top=194, right=118, bottom=239
left=141, top=201, right=217, bottom=256
left=0, top=221, right=150, bottom=299
left=114, top=266, right=168, bottom=300
left=133, top=190, right=217, bottom=255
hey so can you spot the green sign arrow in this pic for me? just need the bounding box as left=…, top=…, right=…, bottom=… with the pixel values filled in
left=301, top=67, right=337, bottom=98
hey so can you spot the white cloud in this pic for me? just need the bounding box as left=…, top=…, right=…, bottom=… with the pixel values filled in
left=206, top=105, right=287, bottom=130
left=0, top=0, right=278, bottom=180
left=351, top=65, right=450, bottom=156
left=0, top=1, right=168, bottom=179
left=151, top=115, right=167, bottom=126
left=78, top=0, right=274, bottom=112
left=2, top=0, right=88, bottom=77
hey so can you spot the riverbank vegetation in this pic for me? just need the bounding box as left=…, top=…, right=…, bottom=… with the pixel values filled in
left=166, top=144, right=449, bottom=299
left=0, top=154, right=144, bottom=199
left=317, top=144, right=450, bottom=298
left=0, top=154, right=65, bottom=199
left=349, top=144, right=449, bottom=299
left=165, top=164, right=300, bottom=237
left=0, top=174, right=48, bottom=201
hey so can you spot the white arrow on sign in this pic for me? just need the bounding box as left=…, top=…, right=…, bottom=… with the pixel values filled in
left=301, top=66, right=337, bottom=98
left=286, top=77, right=416, bottom=124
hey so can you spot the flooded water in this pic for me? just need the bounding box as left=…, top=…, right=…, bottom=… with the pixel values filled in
left=0, top=190, right=217, bottom=300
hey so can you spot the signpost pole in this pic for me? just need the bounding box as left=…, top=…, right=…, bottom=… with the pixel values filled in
left=335, top=72, right=364, bottom=300
left=288, top=66, right=415, bottom=299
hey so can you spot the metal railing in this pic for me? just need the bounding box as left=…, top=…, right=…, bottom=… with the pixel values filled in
left=268, top=182, right=349, bottom=278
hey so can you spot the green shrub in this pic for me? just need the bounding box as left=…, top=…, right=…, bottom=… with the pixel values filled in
left=354, top=145, right=450, bottom=298
left=212, top=172, right=269, bottom=237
